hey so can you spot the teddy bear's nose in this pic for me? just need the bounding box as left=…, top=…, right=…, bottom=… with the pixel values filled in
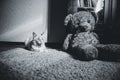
left=79, top=22, right=92, bottom=32
left=81, top=27, right=86, bottom=31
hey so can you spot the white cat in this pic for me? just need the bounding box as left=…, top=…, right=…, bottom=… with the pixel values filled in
left=25, top=32, right=46, bottom=52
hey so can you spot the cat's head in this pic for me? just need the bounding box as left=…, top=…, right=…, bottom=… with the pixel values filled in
left=24, top=32, right=45, bottom=50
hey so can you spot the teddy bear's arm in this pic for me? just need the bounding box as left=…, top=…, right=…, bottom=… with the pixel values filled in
left=63, top=34, right=72, bottom=50
left=64, top=14, right=72, bottom=26
left=92, top=32, right=99, bottom=40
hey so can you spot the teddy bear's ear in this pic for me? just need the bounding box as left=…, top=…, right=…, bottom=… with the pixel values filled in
left=64, top=14, right=73, bottom=26
left=91, top=11, right=98, bottom=23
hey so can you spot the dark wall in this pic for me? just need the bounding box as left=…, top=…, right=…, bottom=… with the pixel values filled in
left=114, top=0, right=120, bottom=28
left=48, top=0, right=68, bottom=43
left=107, top=0, right=120, bottom=43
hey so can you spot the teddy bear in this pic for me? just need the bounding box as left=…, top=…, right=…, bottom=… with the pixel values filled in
left=63, top=8, right=99, bottom=60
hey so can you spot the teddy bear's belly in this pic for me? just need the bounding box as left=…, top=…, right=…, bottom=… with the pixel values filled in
left=70, top=33, right=99, bottom=48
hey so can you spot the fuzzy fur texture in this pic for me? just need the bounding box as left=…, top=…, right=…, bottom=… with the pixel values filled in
left=63, top=9, right=99, bottom=60
left=25, top=32, right=46, bottom=52
left=0, top=48, right=120, bottom=80
left=64, top=10, right=98, bottom=33
left=63, top=32, right=99, bottom=60
left=96, top=44, right=120, bottom=61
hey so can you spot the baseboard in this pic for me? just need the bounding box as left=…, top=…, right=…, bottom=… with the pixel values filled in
left=0, top=41, right=24, bottom=46
left=45, top=43, right=62, bottom=49
left=0, top=41, right=63, bottom=49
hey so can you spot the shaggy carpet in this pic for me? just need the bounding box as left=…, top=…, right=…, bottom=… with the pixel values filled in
left=0, top=48, right=120, bottom=80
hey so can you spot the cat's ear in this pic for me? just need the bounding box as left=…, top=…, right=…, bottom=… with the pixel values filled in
left=32, top=32, right=37, bottom=39
left=91, top=11, right=98, bottom=23
left=41, top=31, right=45, bottom=36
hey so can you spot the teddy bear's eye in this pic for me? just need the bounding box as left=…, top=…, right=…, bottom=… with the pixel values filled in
left=87, top=20, right=90, bottom=23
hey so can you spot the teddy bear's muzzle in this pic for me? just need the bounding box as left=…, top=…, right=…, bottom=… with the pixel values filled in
left=80, top=27, right=86, bottom=32
left=79, top=22, right=92, bottom=32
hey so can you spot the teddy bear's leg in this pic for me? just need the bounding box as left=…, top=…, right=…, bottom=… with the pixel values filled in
left=81, top=45, right=98, bottom=60
left=71, top=45, right=98, bottom=60
left=96, top=44, right=120, bottom=60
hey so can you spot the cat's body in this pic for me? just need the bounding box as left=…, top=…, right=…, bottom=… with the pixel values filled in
left=25, top=32, right=47, bottom=52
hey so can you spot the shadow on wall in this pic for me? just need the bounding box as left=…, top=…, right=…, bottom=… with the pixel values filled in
left=0, top=0, right=48, bottom=42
